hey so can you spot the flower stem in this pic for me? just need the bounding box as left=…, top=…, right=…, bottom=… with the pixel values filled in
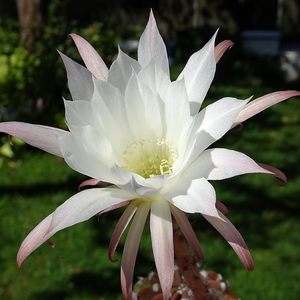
left=173, top=218, right=212, bottom=300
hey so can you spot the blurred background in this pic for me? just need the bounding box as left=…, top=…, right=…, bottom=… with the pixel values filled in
left=0, top=1, right=300, bottom=299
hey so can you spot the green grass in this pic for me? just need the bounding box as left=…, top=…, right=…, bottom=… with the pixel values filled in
left=1, top=73, right=300, bottom=299
left=0, top=152, right=126, bottom=300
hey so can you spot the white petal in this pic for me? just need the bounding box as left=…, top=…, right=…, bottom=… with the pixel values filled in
left=64, top=95, right=130, bottom=163
left=161, top=79, right=192, bottom=147
left=138, top=11, right=169, bottom=77
left=112, top=166, right=164, bottom=198
left=177, top=31, right=217, bottom=115
left=67, top=125, right=115, bottom=162
left=64, top=99, right=102, bottom=129
left=59, top=133, right=119, bottom=183
left=17, top=188, right=134, bottom=266
left=138, top=60, right=170, bottom=96
left=69, top=33, right=108, bottom=81
left=187, top=148, right=275, bottom=180
left=0, top=121, right=67, bottom=157
left=163, top=176, right=219, bottom=216
left=50, top=188, right=134, bottom=231
left=193, top=97, right=248, bottom=143
left=178, top=97, right=248, bottom=170
left=59, top=51, right=94, bottom=101
left=65, top=153, right=119, bottom=183
left=107, top=48, right=142, bottom=94
left=150, top=201, right=174, bottom=300
left=92, top=78, right=135, bottom=151
left=124, top=72, right=163, bottom=140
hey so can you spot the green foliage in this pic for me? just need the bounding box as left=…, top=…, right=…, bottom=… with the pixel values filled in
left=1, top=3, right=300, bottom=299
left=0, top=2, right=143, bottom=126
left=0, top=47, right=42, bottom=121
left=0, top=18, right=20, bottom=54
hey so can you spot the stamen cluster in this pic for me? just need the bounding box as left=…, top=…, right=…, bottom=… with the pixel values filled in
left=122, top=138, right=178, bottom=178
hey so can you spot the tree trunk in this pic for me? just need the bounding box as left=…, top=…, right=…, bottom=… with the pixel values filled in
left=15, top=0, right=43, bottom=52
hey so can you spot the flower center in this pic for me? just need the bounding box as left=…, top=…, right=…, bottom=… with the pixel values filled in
left=122, top=139, right=178, bottom=178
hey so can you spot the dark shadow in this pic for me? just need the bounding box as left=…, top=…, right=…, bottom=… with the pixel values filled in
left=30, top=271, right=121, bottom=300
left=0, top=173, right=85, bottom=196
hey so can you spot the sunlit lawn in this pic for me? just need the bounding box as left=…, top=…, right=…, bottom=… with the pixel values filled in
left=1, top=67, right=300, bottom=299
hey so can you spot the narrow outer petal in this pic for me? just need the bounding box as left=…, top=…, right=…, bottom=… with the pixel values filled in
left=258, top=163, right=287, bottom=185
left=232, top=90, right=300, bottom=127
left=69, top=33, right=108, bottom=80
left=0, top=122, right=67, bottom=157
left=150, top=200, right=174, bottom=300
left=216, top=200, right=229, bottom=215
left=214, top=40, right=234, bottom=62
left=78, top=178, right=108, bottom=191
left=138, top=10, right=169, bottom=77
left=17, top=188, right=134, bottom=267
left=121, top=202, right=150, bottom=300
left=170, top=204, right=204, bottom=260
left=98, top=200, right=132, bottom=215
left=108, top=202, right=138, bottom=262
left=17, top=213, right=54, bottom=267
left=203, top=211, right=254, bottom=270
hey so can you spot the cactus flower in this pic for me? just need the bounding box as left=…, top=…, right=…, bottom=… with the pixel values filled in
left=0, top=11, right=299, bottom=300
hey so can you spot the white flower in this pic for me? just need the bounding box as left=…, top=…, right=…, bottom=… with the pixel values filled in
left=0, top=11, right=298, bottom=300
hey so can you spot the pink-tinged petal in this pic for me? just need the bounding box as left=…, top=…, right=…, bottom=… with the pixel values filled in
left=150, top=201, right=174, bottom=300
left=258, top=163, right=287, bottom=185
left=0, top=121, right=67, bottom=157
left=121, top=202, right=150, bottom=300
left=232, top=90, right=300, bottom=127
left=78, top=178, right=109, bottom=191
left=202, top=211, right=254, bottom=270
left=177, top=31, right=217, bottom=115
left=188, top=148, right=284, bottom=181
left=170, top=204, right=204, bottom=261
left=17, top=213, right=54, bottom=267
left=17, top=188, right=134, bottom=267
left=216, top=200, right=229, bottom=215
left=108, top=202, right=138, bottom=262
left=138, top=10, right=169, bottom=77
left=49, top=188, right=134, bottom=234
left=214, top=40, right=234, bottom=63
left=59, top=51, right=94, bottom=101
left=98, top=200, right=132, bottom=215
left=69, top=33, right=108, bottom=81
left=164, top=177, right=218, bottom=216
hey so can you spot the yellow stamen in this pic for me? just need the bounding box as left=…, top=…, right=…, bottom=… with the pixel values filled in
left=122, top=138, right=178, bottom=178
